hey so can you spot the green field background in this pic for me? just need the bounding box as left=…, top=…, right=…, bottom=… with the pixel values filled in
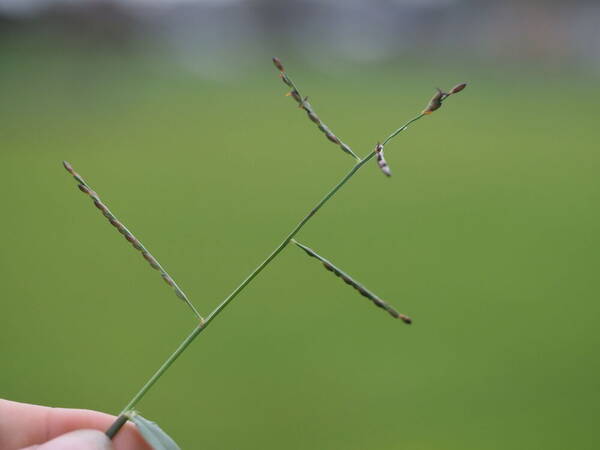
left=1, top=42, right=599, bottom=449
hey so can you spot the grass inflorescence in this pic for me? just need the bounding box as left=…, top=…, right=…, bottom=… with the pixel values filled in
left=63, top=58, right=467, bottom=447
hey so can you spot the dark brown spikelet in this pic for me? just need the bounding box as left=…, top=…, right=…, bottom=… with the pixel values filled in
left=449, top=82, right=467, bottom=94
left=292, top=240, right=412, bottom=324
left=375, top=143, right=391, bottom=177
left=272, top=56, right=285, bottom=72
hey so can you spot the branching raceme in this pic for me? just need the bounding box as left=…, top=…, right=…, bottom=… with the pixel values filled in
left=63, top=58, right=467, bottom=449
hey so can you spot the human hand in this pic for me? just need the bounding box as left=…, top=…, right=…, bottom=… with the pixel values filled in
left=0, top=399, right=152, bottom=450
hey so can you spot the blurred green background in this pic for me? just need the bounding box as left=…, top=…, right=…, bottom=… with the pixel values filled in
left=1, top=6, right=600, bottom=449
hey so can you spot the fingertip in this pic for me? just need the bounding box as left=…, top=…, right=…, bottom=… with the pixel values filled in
left=23, top=430, right=113, bottom=450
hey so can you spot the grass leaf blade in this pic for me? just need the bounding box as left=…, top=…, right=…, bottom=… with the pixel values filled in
left=128, top=412, right=181, bottom=450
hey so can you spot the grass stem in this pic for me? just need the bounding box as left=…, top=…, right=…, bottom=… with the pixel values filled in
left=111, top=155, right=374, bottom=428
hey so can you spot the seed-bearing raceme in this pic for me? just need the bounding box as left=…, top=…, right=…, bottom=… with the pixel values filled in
left=66, top=57, right=467, bottom=441
left=272, top=57, right=360, bottom=160
left=292, top=239, right=412, bottom=324
left=62, top=161, right=203, bottom=321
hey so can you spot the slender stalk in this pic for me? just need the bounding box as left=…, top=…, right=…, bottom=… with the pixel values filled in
left=106, top=111, right=430, bottom=437
left=118, top=323, right=205, bottom=416
left=381, top=113, right=426, bottom=146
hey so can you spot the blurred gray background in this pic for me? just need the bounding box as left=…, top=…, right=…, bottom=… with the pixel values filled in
left=1, top=0, right=599, bottom=75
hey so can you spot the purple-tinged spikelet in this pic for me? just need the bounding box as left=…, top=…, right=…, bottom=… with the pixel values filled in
left=292, top=239, right=412, bottom=324
left=375, top=143, right=391, bottom=177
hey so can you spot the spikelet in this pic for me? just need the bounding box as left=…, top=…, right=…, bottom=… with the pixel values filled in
left=375, top=143, right=391, bottom=177
left=292, top=239, right=411, bottom=324
left=62, top=161, right=203, bottom=321
left=272, top=57, right=360, bottom=161
left=450, top=82, right=467, bottom=94
left=423, top=88, right=446, bottom=114
left=422, top=82, right=468, bottom=114
left=272, top=56, right=285, bottom=72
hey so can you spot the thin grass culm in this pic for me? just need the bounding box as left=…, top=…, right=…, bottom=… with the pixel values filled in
left=64, top=58, right=467, bottom=449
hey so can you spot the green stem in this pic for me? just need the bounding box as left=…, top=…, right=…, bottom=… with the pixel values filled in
left=114, top=156, right=372, bottom=418
left=203, top=155, right=375, bottom=325
left=107, top=112, right=426, bottom=436
left=118, top=323, right=204, bottom=416
left=382, top=113, right=426, bottom=146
